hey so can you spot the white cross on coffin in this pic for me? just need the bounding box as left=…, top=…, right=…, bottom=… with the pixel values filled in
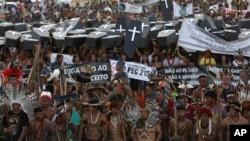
left=116, top=25, right=126, bottom=32
left=141, top=23, right=149, bottom=32
left=161, top=0, right=168, bottom=8
left=128, top=26, right=141, bottom=42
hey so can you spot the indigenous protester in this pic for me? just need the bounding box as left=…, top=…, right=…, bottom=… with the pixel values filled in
left=163, top=47, right=180, bottom=67
left=1, top=101, right=29, bottom=141
left=79, top=99, right=108, bottom=141
left=193, top=107, right=217, bottom=141
left=168, top=105, right=193, bottom=141
left=154, top=88, right=175, bottom=141
left=220, top=102, right=249, bottom=141
left=219, top=69, right=235, bottom=103
left=199, top=49, right=216, bottom=66
left=39, top=91, right=56, bottom=121
left=107, top=101, right=127, bottom=141
left=204, top=90, right=228, bottom=125
left=192, top=74, right=208, bottom=103
left=241, top=98, right=250, bottom=124
left=130, top=91, right=163, bottom=141
left=43, top=106, right=77, bottom=141
left=232, top=49, right=248, bottom=68
left=226, top=91, right=240, bottom=103
left=1, top=62, right=38, bottom=141
left=175, top=93, right=197, bottom=124
left=28, top=107, right=51, bottom=141
left=64, top=97, right=81, bottom=141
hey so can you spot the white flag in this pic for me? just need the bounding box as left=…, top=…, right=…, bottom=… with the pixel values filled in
left=173, top=1, right=193, bottom=18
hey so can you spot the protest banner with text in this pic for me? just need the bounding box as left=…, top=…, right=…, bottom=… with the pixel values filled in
left=178, top=19, right=250, bottom=57
left=64, top=62, right=111, bottom=84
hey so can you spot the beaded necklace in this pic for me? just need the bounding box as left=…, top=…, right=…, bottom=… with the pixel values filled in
left=90, top=111, right=100, bottom=125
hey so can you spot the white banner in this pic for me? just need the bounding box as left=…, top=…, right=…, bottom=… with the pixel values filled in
left=50, top=53, right=73, bottom=64
left=110, top=59, right=154, bottom=81
left=133, top=0, right=159, bottom=6
left=118, top=2, right=143, bottom=13
left=178, top=19, right=250, bottom=57
left=173, top=1, right=193, bottom=18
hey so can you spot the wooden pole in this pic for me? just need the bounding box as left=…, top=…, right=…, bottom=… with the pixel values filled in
left=174, top=104, right=177, bottom=136
left=122, top=125, right=127, bottom=141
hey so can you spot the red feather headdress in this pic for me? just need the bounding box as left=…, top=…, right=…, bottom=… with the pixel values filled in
left=134, top=89, right=146, bottom=109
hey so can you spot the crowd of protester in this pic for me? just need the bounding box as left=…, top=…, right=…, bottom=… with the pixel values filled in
left=0, top=0, right=250, bottom=141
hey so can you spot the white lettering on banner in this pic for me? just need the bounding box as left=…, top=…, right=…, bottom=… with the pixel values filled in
left=91, top=66, right=96, bottom=71
left=178, top=19, right=250, bottom=57
left=91, top=65, right=108, bottom=72
left=109, top=59, right=153, bottom=81
left=64, top=67, right=80, bottom=74
left=164, top=67, right=199, bottom=73
left=98, top=65, right=108, bottom=71
left=207, top=66, right=224, bottom=72
left=91, top=74, right=109, bottom=81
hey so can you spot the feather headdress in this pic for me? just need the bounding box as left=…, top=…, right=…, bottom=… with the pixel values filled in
left=134, top=90, right=146, bottom=109
left=2, top=81, right=40, bottom=120
left=238, top=90, right=250, bottom=103
left=123, top=90, right=161, bottom=127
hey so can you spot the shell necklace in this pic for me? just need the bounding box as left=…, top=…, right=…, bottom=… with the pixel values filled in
left=110, top=115, right=120, bottom=131
left=90, top=111, right=100, bottom=124
left=229, top=116, right=240, bottom=124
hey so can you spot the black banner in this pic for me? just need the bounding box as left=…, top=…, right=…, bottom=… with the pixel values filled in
left=158, top=65, right=242, bottom=87
left=64, top=62, right=111, bottom=84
